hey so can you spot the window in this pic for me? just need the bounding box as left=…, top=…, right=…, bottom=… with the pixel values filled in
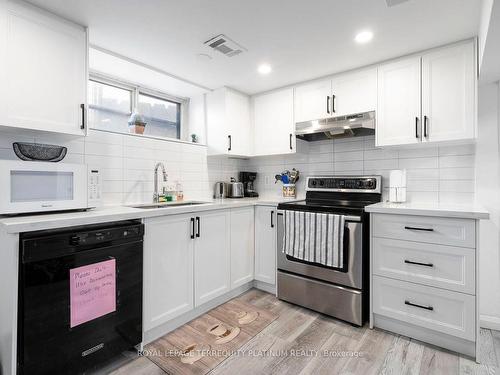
left=88, top=80, right=132, bottom=133
left=88, top=76, right=184, bottom=140
left=138, top=93, right=181, bottom=139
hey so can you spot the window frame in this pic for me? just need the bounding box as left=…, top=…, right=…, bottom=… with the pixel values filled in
left=88, top=72, right=188, bottom=141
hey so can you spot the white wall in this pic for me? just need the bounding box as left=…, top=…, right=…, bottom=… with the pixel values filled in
left=476, top=82, right=500, bottom=329
left=0, top=129, right=242, bottom=205
left=246, top=136, right=476, bottom=203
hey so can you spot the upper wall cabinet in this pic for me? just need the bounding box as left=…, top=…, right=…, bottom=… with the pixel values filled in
left=294, top=79, right=332, bottom=123
left=421, top=42, right=476, bottom=143
left=206, top=87, right=251, bottom=157
left=0, top=0, right=87, bottom=136
left=294, top=68, right=377, bottom=123
left=377, top=41, right=476, bottom=147
left=253, top=88, right=295, bottom=156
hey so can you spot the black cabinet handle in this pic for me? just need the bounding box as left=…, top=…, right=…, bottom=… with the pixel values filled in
left=404, top=260, right=434, bottom=267
left=405, top=300, right=434, bottom=311
left=326, top=96, right=330, bottom=114
left=196, top=216, right=200, bottom=238
left=424, top=115, right=428, bottom=138
left=80, top=104, right=86, bottom=130
left=415, top=117, right=419, bottom=138
left=404, top=226, right=434, bottom=232
left=332, top=94, right=336, bottom=113
left=289, top=134, right=293, bottom=150
left=228, top=135, right=232, bottom=151
left=270, top=210, right=274, bottom=228
left=190, top=218, right=195, bottom=239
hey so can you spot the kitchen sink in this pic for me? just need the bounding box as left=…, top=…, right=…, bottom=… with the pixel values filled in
left=129, top=201, right=211, bottom=209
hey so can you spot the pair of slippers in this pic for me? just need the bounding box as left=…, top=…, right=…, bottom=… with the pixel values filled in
left=180, top=310, right=260, bottom=364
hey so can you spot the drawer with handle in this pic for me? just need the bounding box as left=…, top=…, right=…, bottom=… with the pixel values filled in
left=373, top=276, right=475, bottom=340
left=372, top=238, right=475, bottom=294
left=372, top=214, right=475, bottom=248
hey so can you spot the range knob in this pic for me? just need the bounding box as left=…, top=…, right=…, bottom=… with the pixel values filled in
left=319, top=180, right=325, bottom=186
left=366, top=180, right=375, bottom=188
left=311, top=180, right=317, bottom=186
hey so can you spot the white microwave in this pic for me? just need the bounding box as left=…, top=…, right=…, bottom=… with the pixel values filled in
left=0, top=160, right=101, bottom=215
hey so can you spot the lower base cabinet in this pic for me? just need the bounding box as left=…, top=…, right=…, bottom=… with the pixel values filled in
left=254, top=206, right=277, bottom=285
left=144, top=205, right=278, bottom=334
left=143, top=213, right=194, bottom=331
left=230, top=207, right=255, bottom=289
left=194, top=210, right=231, bottom=306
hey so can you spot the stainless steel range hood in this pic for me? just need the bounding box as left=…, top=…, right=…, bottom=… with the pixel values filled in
left=295, top=111, right=375, bottom=141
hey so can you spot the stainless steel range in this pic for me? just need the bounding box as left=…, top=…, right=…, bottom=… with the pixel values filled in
left=277, top=175, right=382, bottom=326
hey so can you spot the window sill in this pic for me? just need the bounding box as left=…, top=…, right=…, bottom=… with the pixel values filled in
left=89, top=127, right=207, bottom=147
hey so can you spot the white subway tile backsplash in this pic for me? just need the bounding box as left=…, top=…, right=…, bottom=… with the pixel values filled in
left=399, top=157, right=439, bottom=169
left=439, top=167, right=475, bottom=180
left=439, top=154, right=475, bottom=168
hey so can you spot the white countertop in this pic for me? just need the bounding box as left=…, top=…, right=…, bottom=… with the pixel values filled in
left=365, top=201, right=489, bottom=220
left=0, top=197, right=297, bottom=234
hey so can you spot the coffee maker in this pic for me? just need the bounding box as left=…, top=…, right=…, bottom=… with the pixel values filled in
left=239, top=172, right=258, bottom=198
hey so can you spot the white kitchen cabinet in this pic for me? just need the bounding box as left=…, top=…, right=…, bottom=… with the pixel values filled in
left=376, top=56, right=422, bottom=147
left=0, top=0, right=87, bottom=135
left=331, top=68, right=377, bottom=116
left=294, top=68, right=377, bottom=123
left=254, top=206, right=277, bottom=285
left=206, top=87, right=251, bottom=157
left=294, top=79, right=332, bottom=123
left=230, top=207, right=255, bottom=289
left=253, top=87, right=295, bottom=156
left=143, top=214, right=194, bottom=331
left=194, top=210, right=231, bottom=307
left=377, top=40, right=476, bottom=147
left=421, top=42, right=476, bottom=143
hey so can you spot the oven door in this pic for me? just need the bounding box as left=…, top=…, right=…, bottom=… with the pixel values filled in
left=0, top=160, right=87, bottom=214
left=277, top=210, right=363, bottom=289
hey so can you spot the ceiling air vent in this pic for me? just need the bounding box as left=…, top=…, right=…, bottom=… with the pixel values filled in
left=204, top=34, right=247, bottom=57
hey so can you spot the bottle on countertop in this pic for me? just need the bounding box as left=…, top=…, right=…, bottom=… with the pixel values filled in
left=175, top=181, right=184, bottom=201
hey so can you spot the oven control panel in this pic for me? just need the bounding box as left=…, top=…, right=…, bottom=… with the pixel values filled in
left=306, top=176, right=381, bottom=193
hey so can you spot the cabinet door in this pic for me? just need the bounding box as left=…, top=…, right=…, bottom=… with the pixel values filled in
left=230, top=207, right=255, bottom=289
left=294, top=79, right=332, bottom=123
left=143, top=214, right=194, bottom=330
left=254, top=206, right=277, bottom=285
left=194, top=210, right=231, bottom=306
left=422, top=42, right=476, bottom=143
left=377, top=57, right=422, bottom=147
left=332, top=68, right=377, bottom=116
left=253, top=88, right=295, bottom=156
left=226, top=90, right=252, bottom=156
left=0, top=0, right=87, bottom=135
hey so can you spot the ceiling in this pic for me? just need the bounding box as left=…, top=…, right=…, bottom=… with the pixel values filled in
left=28, top=0, right=481, bottom=95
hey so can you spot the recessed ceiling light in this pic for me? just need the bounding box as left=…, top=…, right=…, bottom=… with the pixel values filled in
left=355, top=30, right=373, bottom=44
left=258, top=64, right=272, bottom=75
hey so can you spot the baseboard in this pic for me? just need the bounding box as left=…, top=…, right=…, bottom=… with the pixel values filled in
left=373, top=314, right=476, bottom=359
left=253, top=280, right=276, bottom=295
left=143, top=282, right=254, bottom=345
left=480, top=315, right=500, bottom=331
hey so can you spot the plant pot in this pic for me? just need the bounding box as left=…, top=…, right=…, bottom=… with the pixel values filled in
left=128, top=123, right=146, bottom=135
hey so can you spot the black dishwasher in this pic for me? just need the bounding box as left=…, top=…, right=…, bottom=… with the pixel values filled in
left=18, top=220, right=144, bottom=375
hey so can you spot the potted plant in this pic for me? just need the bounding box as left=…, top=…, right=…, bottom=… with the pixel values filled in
left=128, top=112, right=147, bottom=135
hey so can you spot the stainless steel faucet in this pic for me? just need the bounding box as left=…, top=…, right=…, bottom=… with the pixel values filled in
left=153, top=162, right=168, bottom=203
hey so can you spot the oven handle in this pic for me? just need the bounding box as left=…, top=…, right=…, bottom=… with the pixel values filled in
left=276, top=211, right=361, bottom=222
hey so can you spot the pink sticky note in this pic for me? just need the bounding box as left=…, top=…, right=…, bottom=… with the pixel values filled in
left=69, top=259, right=116, bottom=328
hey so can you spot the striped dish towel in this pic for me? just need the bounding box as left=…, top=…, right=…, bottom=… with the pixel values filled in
left=282, top=210, right=345, bottom=269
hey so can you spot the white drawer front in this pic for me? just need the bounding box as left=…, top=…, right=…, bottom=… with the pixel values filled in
left=373, top=238, right=475, bottom=294
left=373, top=276, right=475, bottom=340
left=372, top=214, right=475, bottom=248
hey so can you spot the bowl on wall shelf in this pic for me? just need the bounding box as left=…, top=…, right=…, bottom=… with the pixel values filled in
left=13, top=142, right=67, bottom=162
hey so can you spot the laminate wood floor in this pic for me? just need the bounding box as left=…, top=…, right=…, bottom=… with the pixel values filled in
left=96, top=289, right=500, bottom=375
